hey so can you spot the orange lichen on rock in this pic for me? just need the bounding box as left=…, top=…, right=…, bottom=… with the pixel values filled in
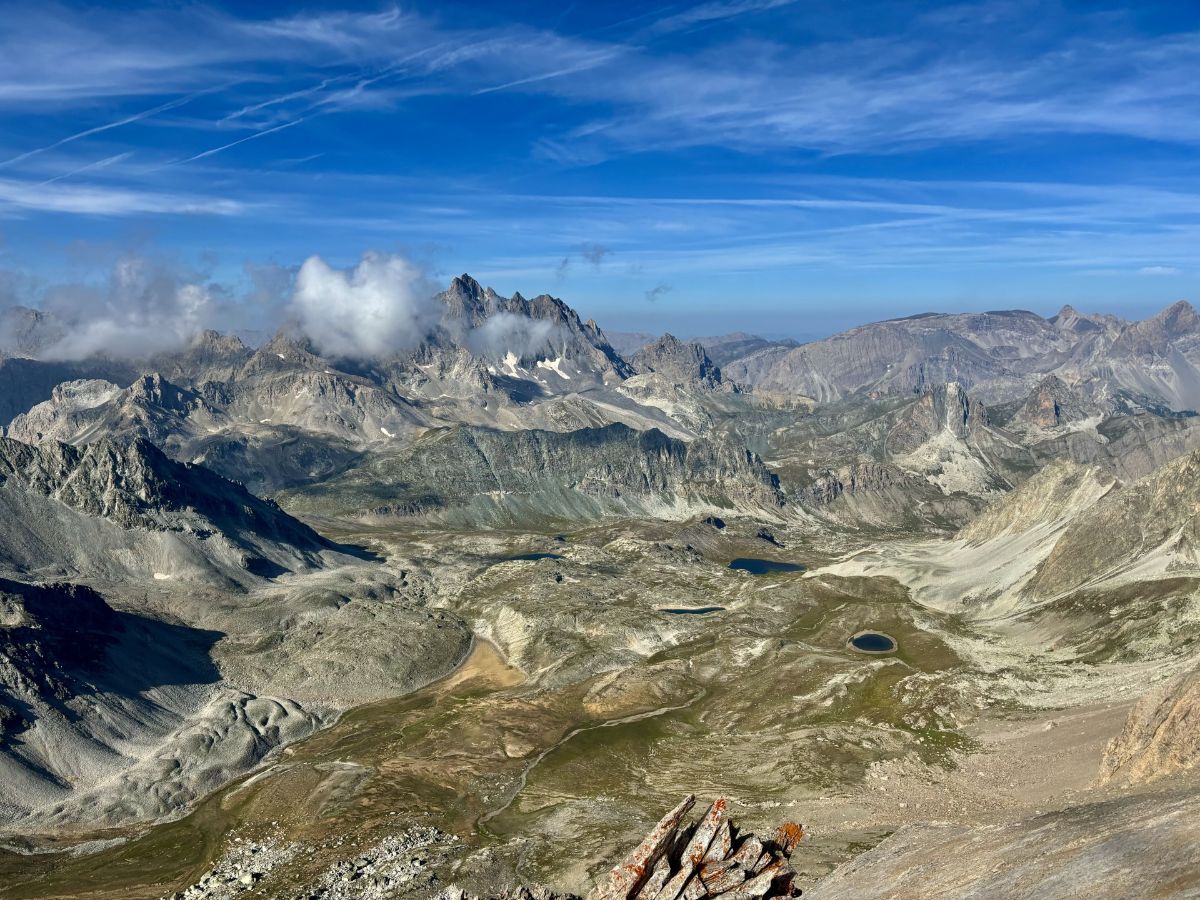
left=588, top=798, right=804, bottom=900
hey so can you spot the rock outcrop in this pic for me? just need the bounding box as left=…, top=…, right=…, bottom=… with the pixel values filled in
left=1098, top=666, right=1200, bottom=785
left=632, top=334, right=727, bottom=390
left=806, top=787, right=1200, bottom=899
left=589, top=796, right=803, bottom=899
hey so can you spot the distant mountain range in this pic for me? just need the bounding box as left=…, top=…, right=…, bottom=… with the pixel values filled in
left=1, top=278, right=1197, bottom=528
left=1, top=270, right=1199, bottom=879
left=723, top=301, right=1200, bottom=411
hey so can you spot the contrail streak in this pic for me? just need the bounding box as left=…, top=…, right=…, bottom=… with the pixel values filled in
left=0, top=91, right=209, bottom=170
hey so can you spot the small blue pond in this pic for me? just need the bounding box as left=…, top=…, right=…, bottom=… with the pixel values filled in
left=848, top=632, right=898, bottom=653
left=729, top=558, right=805, bottom=575
left=660, top=606, right=726, bottom=615
left=508, top=552, right=564, bottom=561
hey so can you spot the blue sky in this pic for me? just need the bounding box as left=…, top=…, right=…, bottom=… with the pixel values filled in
left=0, top=0, right=1196, bottom=338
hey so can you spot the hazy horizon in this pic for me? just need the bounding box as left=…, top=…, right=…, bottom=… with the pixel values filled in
left=0, top=0, right=1196, bottom=345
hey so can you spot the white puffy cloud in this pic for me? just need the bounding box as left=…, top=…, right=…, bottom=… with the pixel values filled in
left=289, top=251, right=438, bottom=358
left=40, top=254, right=219, bottom=360
left=467, top=311, right=560, bottom=360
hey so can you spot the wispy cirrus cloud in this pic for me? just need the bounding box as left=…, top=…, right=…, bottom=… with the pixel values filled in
left=0, top=1, right=1195, bottom=333
left=0, top=176, right=245, bottom=216
left=5, top=3, right=1197, bottom=166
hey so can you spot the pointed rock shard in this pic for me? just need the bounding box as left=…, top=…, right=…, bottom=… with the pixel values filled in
left=681, top=874, right=707, bottom=900
left=634, top=858, right=671, bottom=899
left=771, top=823, right=804, bottom=857
left=589, top=795, right=695, bottom=900
left=681, top=799, right=728, bottom=868
left=703, top=820, right=732, bottom=863
left=729, top=835, right=763, bottom=868
left=655, top=865, right=695, bottom=900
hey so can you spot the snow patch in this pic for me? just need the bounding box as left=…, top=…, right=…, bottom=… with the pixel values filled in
left=536, top=356, right=571, bottom=379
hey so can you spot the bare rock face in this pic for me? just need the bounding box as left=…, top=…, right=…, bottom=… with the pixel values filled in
left=588, top=797, right=803, bottom=899
left=0, top=578, right=120, bottom=742
left=0, top=435, right=340, bottom=585
left=805, top=462, right=913, bottom=506
left=287, top=424, right=785, bottom=526
left=806, top=787, right=1200, bottom=899
left=0, top=435, right=323, bottom=545
left=884, top=381, right=987, bottom=455
left=6, top=374, right=209, bottom=447
left=632, top=334, right=727, bottom=390
left=1098, top=666, right=1200, bottom=785
left=1005, top=374, right=1093, bottom=431
left=0, top=356, right=139, bottom=427
left=692, top=333, right=799, bottom=368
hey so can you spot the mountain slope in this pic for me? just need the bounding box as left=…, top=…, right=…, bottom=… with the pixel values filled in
left=1029, top=446, right=1200, bottom=598
left=284, top=423, right=784, bottom=526
left=808, top=787, right=1200, bottom=899
left=0, top=576, right=315, bottom=828
left=0, top=436, right=337, bottom=585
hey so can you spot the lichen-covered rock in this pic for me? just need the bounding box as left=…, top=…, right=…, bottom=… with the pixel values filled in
left=587, top=797, right=803, bottom=900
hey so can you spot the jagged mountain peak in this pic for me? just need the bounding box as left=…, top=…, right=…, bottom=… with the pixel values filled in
left=1149, top=299, right=1200, bottom=335
left=189, top=329, right=247, bottom=354
left=450, top=272, right=485, bottom=294
left=126, top=372, right=201, bottom=409
left=0, top=434, right=322, bottom=545
left=632, top=333, right=724, bottom=388
left=433, top=276, right=634, bottom=379
left=260, top=327, right=319, bottom=357
left=1049, top=304, right=1105, bottom=334
left=1009, top=374, right=1093, bottom=430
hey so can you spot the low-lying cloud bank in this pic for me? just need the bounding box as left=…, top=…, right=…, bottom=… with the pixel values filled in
left=0, top=250, right=565, bottom=362
left=37, top=255, right=221, bottom=361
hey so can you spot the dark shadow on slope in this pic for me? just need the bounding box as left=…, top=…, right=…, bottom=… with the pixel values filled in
left=0, top=578, right=223, bottom=746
